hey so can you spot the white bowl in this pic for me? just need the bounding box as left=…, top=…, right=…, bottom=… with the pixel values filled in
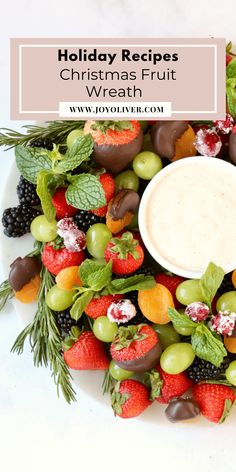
left=138, top=156, right=236, bottom=279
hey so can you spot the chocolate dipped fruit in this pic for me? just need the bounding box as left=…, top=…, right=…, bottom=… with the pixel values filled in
left=84, top=120, right=143, bottom=173
left=9, top=256, right=41, bottom=303
left=106, top=189, right=140, bottom=234
left=229, top=126, right=236, bottom=164
left=165, top=397, right=200, bottom=423
left=151, top=121, right=197, bottom=161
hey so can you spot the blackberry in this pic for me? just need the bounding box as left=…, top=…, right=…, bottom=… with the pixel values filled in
left=2, top=204, right=40, bottom=237
left=187, top=357, right=230, bottom=383
left=17, top=176, right=40, bottom=206
left=29, top=137, right=53, bottom=150
left=122, top=291, right=152, bottom=327
left=217, top=273, right=234, bottom=296
left=73, top=210, right=105, bottom=233
left=56, top=310, right=82, bottom=335
left=133, top=264, right=157, bottom=277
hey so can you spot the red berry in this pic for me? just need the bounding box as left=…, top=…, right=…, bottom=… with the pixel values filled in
left=91, top=173, right=115, bottom=217
left=192, top=383, right=235, bottom=423
left=209, top=311, right=236, bottom=336
left=107, top=299, right=136, bottom=324
left=155, top=273, right=184, bottom=308
left=214, top=114, right=234, bottom=134
left=85, top=294, right=123, bottom=320
left=105, top=231, right=144, bottom=275
left=42, top=244, right=85, bottom=275
left=64, top=331, right=109, bottom=370
left=194, top=128, right=222, bottom=157
left=52, top=188, right=78, bottom=220
left=154, top=366, right=193, bottom=404
left=111, top=379, right=151, bottom=418
left=57, top=218, right=86, bottom=252
left=185, top=302, right=209, bottom=322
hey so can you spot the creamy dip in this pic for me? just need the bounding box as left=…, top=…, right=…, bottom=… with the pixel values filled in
left=139, top=157, right=236, bottom=276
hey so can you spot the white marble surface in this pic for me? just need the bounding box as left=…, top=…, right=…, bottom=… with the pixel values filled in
left=1, top=2, right=236, bottom=471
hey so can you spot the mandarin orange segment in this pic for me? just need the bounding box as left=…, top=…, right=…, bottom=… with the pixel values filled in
left=232, top=270, right=236, bottom=289
left=56, top=266, right=82, bottom=291
left=106, top=200, right=134, bottom=234
left=15, top=274, right=41, bottom=304
left=173, top=125, right=197, bottom=161
left=224, top=335, right=236, bottom=353
left=138, top=283, right=174, bottom=324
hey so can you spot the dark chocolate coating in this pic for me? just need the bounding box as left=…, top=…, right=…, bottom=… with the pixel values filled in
left=165, top=398, right=200, bottom=423
left=229, top=132, right=236, bottom=164
left=115, top=342, right=162, bottom=373
left=151, top=121, right=188, bottom=160
left=9, top=256, right=41, bottom=291
left=92, top=129, right=143, bottom=173
left=109, top=189, right=140, bottom=220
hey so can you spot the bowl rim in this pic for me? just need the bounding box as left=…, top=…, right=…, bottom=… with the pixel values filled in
left=138, top=156, right=236, bottom=279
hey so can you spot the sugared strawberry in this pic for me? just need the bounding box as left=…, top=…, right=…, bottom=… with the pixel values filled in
left=146, top=365, right=193, bottom=404
left=63, top=331, right=109, bottom=370
left=194, top=128, right=222, bottom=157
left=107, top=299, right=137, bottom=324
left=185, top=302, right=209, bottom=322
left=84, top=120, right=143, bottom=174
left=110, top=324, right=161, bottom=372
left=91, top=173, right=115, bottom=217
left=214, top=114, right=234, bottom=134
left=111, top=379, right=151, bottom=418
left=155, top=273, right=184, bottom=308
left=52, top=188, right=78, bottom=220
left=57, top=218, right=86, bottom=252
left=105, top=231, right=144, bottom=275
left=192, top=383, right=236, bottom=423
left=42, top=244, right=85, bottom=275
left=85, top=294, right=123, bottom=320
left=209, top=311, right=236, bottom=336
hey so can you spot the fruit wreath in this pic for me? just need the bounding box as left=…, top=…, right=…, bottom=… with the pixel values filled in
left=0, top=43, right=236, bottom=424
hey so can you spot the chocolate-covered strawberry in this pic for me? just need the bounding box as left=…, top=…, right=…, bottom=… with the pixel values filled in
left=110, top=324, right=162, bottom=373
left=151, top=121, right=196, bottom=161
left=84, top=120, right=143, bottom=173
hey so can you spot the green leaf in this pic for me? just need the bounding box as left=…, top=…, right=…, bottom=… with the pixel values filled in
left=70, top=291, right=94, bottom=321
left=66, top=174, right=106, bottom=210
left=15, top=145, right=52, bottom=184
left=143, top=370, right=163, bottom=401
left=79, top=259, right=106, bottom=286
left=168, top=307, right=197, bottom=329
left=226, top=78, right=236, bottom=120
left=219, top=398, right=236, bottom=424
left=191, top=323, right=227, bottom=367
left=226, top=57, right=236, bottom=79
left=108, top=275, right=156, bottom=295
left=56, top=135, right=93, bottom=173
left=199, top=262, right=224, bottom=308
left=87, top=261, right=112, bottom=291
left=36, top=171, right=56, bottom=222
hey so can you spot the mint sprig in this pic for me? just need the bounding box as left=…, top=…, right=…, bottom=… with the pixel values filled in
left=199, top=262, right=224, bottom=308
left=15, top=145, right=52, bottom=184
left=55, top=135, right=93, bottom=173
left=226, top=78, right=236, bottom=120
left=168, top=307, right=197, bottom=329
left=191, top=324, right=227, bottom=367
left=66, top=174, right=106, bottom=210
left=108, top=274, right=156, bottom=294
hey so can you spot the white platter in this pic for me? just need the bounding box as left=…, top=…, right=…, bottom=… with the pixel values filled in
left=1, top=162, right=236, bottom=427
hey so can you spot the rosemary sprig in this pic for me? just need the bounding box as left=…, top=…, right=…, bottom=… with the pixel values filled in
left=11, top=265, right=76, bottom=404
left=102, top=370, right=115, bottom=395
left=0, top=280, right=13, bottom=310
left=0, top=121, right=84, bottom=150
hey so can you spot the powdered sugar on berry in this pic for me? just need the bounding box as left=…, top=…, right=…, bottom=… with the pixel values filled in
left=214, top=114, right=234, bottom=134
left=107, top=299, right=136, bottom=324
left=185, top=302, right=209, bottom=322
left=209, top=311, right=236, bottom=336
left=194, top=129, right=222, bottom=156
left=57, top=218, right=86, bottom=253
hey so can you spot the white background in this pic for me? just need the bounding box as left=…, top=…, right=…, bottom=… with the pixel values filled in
left=1, top=2, right=236, bottom=471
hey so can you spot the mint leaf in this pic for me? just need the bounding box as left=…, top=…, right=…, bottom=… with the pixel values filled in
left=87, top=261, right=112, bottom=291
left=191, top=323, right=227, bottom=367
left=15, top=145, right=52, bottom=184
left=168, top=307, right=197, bottom=329
left=66, top=174, right=106, bottom=210
left=108, top=275, right=156, bottom=294
left=79, top=259, right=106, bottom=286
left=226, top=78, right=236, bottom=120
left=56, top=135, right=93, bottom=173
left=227, top=57, right=236, bottom=79
left=36, top=171, right=56, bottom=222
left=199, top=262, right=224, bottom=308
left=70, top=291, right=94, bottom=321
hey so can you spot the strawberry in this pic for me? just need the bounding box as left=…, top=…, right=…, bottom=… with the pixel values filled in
left=105, top=231, right=144, bottom=275
left=91, top=173, right=115, bottom=217
left=110, top=324, right=161, bottom=373
left=155, top=273, right=184, bottom=308
left=146, top=365, right=193, bottom=404
left=111, top=379, right=151, bottom=418
left=85, top=294, right=123, bottom=320
left=192, top=383, right=236, bottom=423
left=84, top=120, right=143, bottom=174
left=63, top=331, right=109, bottom=370
left=52, top=188, right=78, bottom=220
left=42, top=244, right=85, bottom=275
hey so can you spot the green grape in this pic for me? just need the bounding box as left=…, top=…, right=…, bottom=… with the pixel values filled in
left=66, top=129, right=84, bottom=148
left=152, top=323, right=180, bottom=348
left=46, top=285, right=75, bottom=311
left=160, top=342, right=195, bottom=374
left=115, top=170, right=139, bottom=192
left=93, top=316, right=118, bottom=342
left=86, top=224, right=112, bottom=258
left=173, top=324, right=195, bottom=336
left=176, top=280, right=204, bottom=305
left=225, top=360, right=236, bottom=386
left=216, top=292, right=236, bottom=313
left=109, top=360, right=134, bottom=380
left=30, top=215, right=58, bottom=242
left=133, top=151, right=162, bottom=180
